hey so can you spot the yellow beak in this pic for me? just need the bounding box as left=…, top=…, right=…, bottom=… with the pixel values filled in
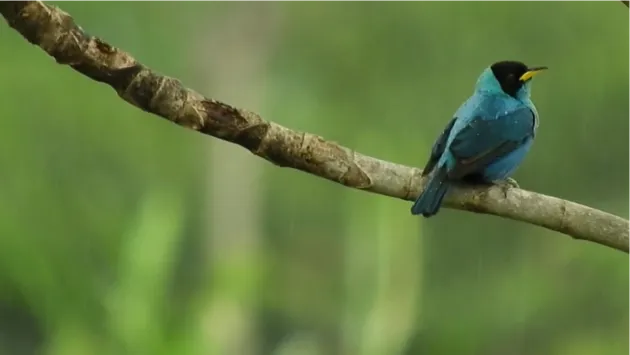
left=519, top=66, right=548, bottom=82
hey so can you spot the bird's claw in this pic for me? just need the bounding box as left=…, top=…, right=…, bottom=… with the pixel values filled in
left=502, top=177, right=520, bottom=189
left=492, top=178, right=519, bottom=198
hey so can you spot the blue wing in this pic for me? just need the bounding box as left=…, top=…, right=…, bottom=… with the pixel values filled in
left=447, top=107, right=535, bottom=179
left=422, top=116, right=457, bottom=176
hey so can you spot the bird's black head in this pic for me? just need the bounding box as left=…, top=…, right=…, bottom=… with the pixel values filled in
left=490, top=60, right=547, bottom=98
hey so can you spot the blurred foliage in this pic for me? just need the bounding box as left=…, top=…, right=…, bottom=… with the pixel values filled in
left=0, top=2, right=627, bottom=355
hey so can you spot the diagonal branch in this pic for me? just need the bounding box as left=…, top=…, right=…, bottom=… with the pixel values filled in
left=1, top=1, right=628, bottom=253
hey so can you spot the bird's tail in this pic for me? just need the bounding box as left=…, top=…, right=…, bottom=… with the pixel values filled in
left=410, top=165, right=450, bottom=217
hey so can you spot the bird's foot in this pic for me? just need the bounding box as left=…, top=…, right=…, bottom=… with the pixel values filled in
left=500, top=177, right=520, bottom=189
left=492, top=178, right=519, bottom=198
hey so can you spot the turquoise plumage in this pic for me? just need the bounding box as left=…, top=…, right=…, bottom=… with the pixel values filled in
left=411, top=61, right=547, bottom=217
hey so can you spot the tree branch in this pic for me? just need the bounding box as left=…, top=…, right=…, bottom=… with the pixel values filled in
left=1, top=1, right=628, bottom=253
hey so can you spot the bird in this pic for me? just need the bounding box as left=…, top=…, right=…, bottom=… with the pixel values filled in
left=410, top=60, right=547, bottom=217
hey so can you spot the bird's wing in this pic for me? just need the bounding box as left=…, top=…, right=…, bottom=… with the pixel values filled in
left=421, top=116, right=458, bottom=176
left=447, top=106, right=535, bottom=179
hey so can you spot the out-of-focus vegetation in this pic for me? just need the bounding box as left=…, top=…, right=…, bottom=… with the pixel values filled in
left=0, top=2, right=627, bottom=355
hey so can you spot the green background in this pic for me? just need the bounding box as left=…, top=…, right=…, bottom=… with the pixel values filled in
left=0, top=2, right=627, bottom=355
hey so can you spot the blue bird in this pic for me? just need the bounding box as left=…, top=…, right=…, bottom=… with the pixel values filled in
left=411, top=60, right=547, bottom=217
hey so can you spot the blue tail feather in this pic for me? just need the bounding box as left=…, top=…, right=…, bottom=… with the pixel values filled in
left=410, top=165, right=450, bottom=217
